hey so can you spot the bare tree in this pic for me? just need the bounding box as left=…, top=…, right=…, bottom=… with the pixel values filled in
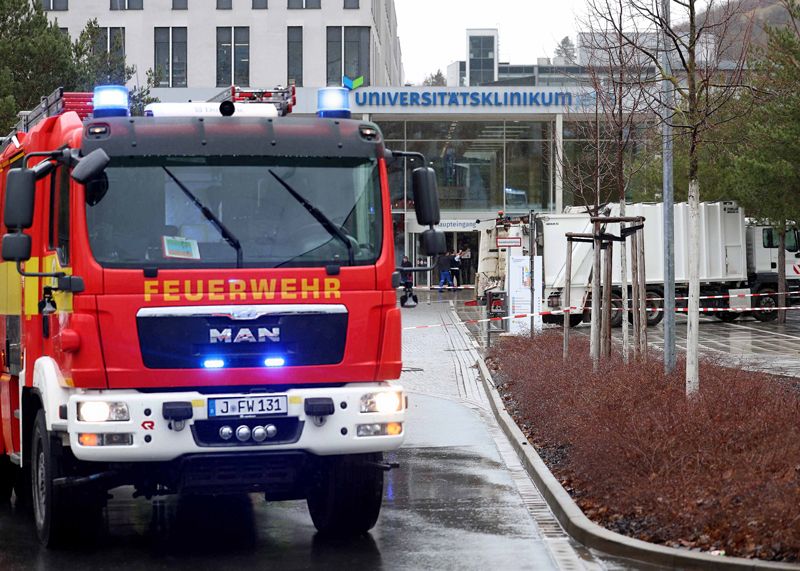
left=598, top=0, right=753, bottom=395
left=581, top=0, right=657, bottom=362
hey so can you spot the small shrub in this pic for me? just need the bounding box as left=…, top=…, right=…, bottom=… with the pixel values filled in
left=489, top=332, right=800, bottom=561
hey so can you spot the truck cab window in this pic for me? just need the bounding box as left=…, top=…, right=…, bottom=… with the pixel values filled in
left=48, top=166, right=70, bottom=265
left=762, top=228, right=798, bottom=252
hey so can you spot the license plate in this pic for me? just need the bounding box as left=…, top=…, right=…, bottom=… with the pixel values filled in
left=208, top=395, right=289, bottom=418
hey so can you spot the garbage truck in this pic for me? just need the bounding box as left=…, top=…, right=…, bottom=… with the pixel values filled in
left=476, top=202, right=798, bottom=325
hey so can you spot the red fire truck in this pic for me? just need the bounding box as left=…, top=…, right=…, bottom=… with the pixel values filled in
left=0, top=85, right=444, bottom=546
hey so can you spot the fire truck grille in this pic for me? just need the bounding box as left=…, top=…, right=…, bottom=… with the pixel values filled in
left=136, top=312, right=347, bottom=369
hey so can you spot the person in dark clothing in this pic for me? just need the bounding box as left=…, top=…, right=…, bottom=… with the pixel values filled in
left=400, top=256, right=413, bottom=287
left=436, top=252, right=454, bottom=291
left=451, top=250, right=462, bottom=288
left=399, top=255, right=418, bottom=306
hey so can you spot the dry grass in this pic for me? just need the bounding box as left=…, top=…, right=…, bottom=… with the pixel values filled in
left=487, top=332, right=800, bottom=561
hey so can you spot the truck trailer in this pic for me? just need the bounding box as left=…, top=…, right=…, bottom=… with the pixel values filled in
left=476, top=202, right=799, bottom=326
left=0, top=85, right=445, bottom=546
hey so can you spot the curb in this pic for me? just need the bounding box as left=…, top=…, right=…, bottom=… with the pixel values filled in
left=476, top=357, right=800, bottom=571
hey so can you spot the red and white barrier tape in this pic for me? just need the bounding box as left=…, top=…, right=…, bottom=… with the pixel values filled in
left=403, top=305, right=799, bottom=330
left=643, top=291, right=800, bottom=302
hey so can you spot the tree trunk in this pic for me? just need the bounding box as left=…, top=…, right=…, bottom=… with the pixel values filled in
left=778, top=225, right=787, bottom=325
left=630, top=229, right=641, bottom=360
left=591, top=219, right=601, bottom=370
left=602, top=241, right=613, bottom=358
left=686, top=178, right=700, bottom=396
left=620, top=202, right=629, bottom=363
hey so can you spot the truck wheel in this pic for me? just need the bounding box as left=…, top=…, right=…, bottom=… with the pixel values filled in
left=645, top=291, right=664, bottom=326
left=307, top=453, right=384, bottom=537
left=753, top=288, right=778, bottom=322
left=0, top=455, right=14, bottom=503
left=715, top=311, right=740, bottom=323
left=32, top=409, right=71, bottom=546
left=31, top=410, right=103, bottom=546
left=609, top=293, right=624, bottom=328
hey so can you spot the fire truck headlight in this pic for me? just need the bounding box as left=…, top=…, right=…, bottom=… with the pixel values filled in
left=78, top=401, right=130, bottom=422
left=360, top=391, right=403, bottom=414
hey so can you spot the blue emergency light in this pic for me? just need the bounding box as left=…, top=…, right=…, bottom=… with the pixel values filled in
left=93, top=85, right=130, bottom=118
left=264, top=357, right=286, bottom=368
left=203, top=358, right=225, bottom=369
left=316, top=87, right=351, bottom=119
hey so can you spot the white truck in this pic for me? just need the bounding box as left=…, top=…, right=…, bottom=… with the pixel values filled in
left=476, top=202, right=800, bottom=326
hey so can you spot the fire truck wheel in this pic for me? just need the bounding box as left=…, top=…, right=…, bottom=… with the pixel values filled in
left=306, top=453, right=384, bottom=537
left=31, top=410, right=104, bottom=546
left=0, top=455, right=14, bottom=503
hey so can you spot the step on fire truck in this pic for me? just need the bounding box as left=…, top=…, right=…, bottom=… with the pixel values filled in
left=0, top=84, right=446, bottom=546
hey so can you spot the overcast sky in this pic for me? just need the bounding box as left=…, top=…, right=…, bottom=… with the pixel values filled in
left=394, top=0, right=589, bottom=85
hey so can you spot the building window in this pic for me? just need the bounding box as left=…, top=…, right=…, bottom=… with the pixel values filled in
left=253, top=0, right=268, bottom=7
left=217, top=0, right=231, bottom=8
left=109, top=27, right=125, bottom=60
left=327, top=26, right=370, bottom=87
left=287, top=27, right=303, bottom=87
left=288, top=0, right=320, bottom=8
left=172, top=0, right=187, bottom=8
left=154, top=27, right=187, bottom=87
left=344, top=0, right=358, bottom=7
left=41, top=0, right=68, bottom=10
left=344, top=27, right=370, bottom=85
left=469, top=35, right=495, bottom=85
left=326, top=27, right=342, bottom=86
left=111, top=0, right=143, bottom=9
left=217, top=27, right=249, bottom=86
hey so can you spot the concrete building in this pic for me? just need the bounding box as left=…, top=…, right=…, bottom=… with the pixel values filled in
left=42, top=0, right=404, bottom=99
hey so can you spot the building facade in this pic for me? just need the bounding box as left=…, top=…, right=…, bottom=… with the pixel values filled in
left=290, top=85, right=599, bottom=268
left=43, top=0, right=404, bottom=97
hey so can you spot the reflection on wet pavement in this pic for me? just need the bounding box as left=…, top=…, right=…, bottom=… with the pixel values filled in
left=0, top=397, right=556, bottom=571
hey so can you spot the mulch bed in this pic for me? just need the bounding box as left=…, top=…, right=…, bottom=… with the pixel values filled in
left=486, top=332, right=800, bottom=562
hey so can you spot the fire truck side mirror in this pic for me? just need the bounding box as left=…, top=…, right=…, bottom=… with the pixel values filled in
left=419, top=229, right=446, bottom=256
left=71, top=148, right=110, bottom=185
left=4, top=169, right=36, bottom=230
left=411, top=167, right=441, bottom=227
left=1, top=233, right=31, bottom=263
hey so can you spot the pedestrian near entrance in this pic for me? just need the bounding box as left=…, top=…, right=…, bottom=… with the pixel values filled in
left=461, top=246, right=472, bottom=284
left=451, top=250, right=462, bottom=287
left=401, top=255, right=413, bottom=287
left=436, top=251, right=454, bottom=291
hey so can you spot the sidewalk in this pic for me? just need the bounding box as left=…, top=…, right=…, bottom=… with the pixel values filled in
left=397, top=292, right=607, bottom=571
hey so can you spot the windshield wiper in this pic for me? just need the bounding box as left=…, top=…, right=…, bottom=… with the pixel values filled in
left=268, top=169, right=355, bottom=265
left=162, top=167, right=243, bottom=268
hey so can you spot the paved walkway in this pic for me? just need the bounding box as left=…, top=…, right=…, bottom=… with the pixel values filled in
left=399, top=292, right=646, bottom=571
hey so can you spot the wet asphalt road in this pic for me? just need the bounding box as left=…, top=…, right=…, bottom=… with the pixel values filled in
left=0, top=296, right=605, bottom=571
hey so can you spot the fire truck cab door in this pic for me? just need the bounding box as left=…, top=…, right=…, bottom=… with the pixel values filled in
left=41, top=165, right=75, bottom=380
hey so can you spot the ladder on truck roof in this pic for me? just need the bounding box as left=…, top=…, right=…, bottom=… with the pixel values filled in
left=208, top=85, right=297, bottom=117
left=0, top=87, right=93, bottom=153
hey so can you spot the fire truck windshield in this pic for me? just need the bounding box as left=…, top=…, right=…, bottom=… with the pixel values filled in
left=85, top=156, right=382, bottom=269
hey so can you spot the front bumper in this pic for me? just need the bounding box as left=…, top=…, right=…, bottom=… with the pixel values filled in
left=66, top=383, right=405, bottom=462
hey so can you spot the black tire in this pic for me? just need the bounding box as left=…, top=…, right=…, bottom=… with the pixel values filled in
left=645, top=290, right=664, bottom=326
left=715, top=311, right=740, bottom=323
left=0, top=455, right=14, bottom=504
left=753, top=288, right=778, bottom=322
left=31, top=410, right=103, bottom=547
left=609, top=293, right=624, bottom=328
left=307, top=453, right=384, bottom=537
